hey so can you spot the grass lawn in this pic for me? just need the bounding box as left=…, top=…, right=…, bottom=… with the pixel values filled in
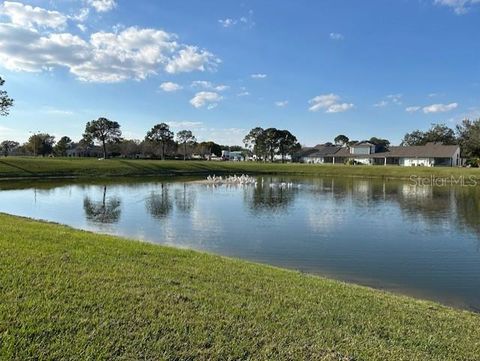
left=0, top=157, right=479, bottom=181
left=1, top=213, right=479, bottom=360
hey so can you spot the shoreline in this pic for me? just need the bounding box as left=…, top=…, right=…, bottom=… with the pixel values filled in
left=1, top=212, right=479, bottom=359
left=0, top=157, right=479, bottom=183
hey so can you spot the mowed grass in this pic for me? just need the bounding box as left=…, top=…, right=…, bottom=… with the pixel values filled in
left=0, top=157, right=479, bottom=181
left=1, top=214, right=479, bottom=360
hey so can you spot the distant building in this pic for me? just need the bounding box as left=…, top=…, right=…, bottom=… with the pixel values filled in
left=297, top=142, right=461, bottom=167
left=222, top=150, right=244, bottom=161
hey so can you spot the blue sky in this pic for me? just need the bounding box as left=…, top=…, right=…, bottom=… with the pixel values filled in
left=0, top=0, right=479, bottom=146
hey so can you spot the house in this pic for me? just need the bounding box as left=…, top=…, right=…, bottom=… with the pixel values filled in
left=222, top=150, right=244, bottom=161
left=299, top=142, right=461, bottom=167
left=296, top=144, right=341, bottom=164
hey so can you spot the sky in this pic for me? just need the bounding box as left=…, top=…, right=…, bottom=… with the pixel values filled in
left=0, top=0, right=479, bottom=146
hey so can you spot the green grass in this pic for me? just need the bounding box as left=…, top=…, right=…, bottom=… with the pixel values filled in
left=0, top=157, right=479, bottom=181
left=1, top=214, right=479, bottom=360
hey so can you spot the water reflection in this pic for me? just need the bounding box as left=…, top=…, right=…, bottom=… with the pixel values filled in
left=1, top=176, right=480, bottom=310
left=145, top=184, right=173, bottom=219
left=174, top=184, right=196, bottom=214
left=244, top=178, right=298, bottom=213
left=83, top=186, right=122, bottom=224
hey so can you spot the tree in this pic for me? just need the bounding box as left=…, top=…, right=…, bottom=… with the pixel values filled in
left=456, top=118, right=480, bottom=159
left=0, top=140, right=19, bottom=157
left=400, top=130, right=425, bottom=146
left=334, top=134, right=349, bottom=146
left=0, top=77, right=13, bottom=116
left=196, top=141, right=222, bottom=159
left=26, top=133, right=55, bottom=156
left=176, top=130, right=196, bottom=160
left=277, top=130, right=301, bottom=162
left=263, top=128, right=282, bottom=162
left=401, top=123, right=456, bottom=146
left=369, top=137, right=390, bottom=151
left=83, top=117, right=122, bottom=159
left=118, top=139, right=141, bottom=158
left=145, top=123, right=174, bottom=160
left=243, top=127, right=266, bottom=160
left=54, top=136, right=73, bottom=156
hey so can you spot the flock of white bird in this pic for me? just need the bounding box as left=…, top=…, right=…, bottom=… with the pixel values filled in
left=205, top=174, right=300, bottom=189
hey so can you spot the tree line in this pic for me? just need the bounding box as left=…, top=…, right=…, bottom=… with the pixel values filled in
left=1, top=76, right=480, bottom=163
left=0, top=119, right=231, bottom=159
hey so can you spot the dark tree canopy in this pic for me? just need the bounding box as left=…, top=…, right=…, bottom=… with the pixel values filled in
left=26, top=133, right=55, bottom=156
left=401, top=123, right=456, bottom=146
left=0, top=140, right=19, bottom=156
left=456, top=118, right=480, bottom=159
left=83, top=117, right=122, bottom=159
left=244, top=127, right=300, bottom=162
left=0, top=77, right=14, bottom=116
left=334, top=134, right=349, bottom=146
left=145, top=123, right=174, bottom=160
left=54, top=136, right=73, bottom=157
left=369, top=137, right=390, bottom=151
left=176, top=130, right=196, bottom=160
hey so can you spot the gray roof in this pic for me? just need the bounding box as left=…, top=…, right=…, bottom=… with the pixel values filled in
left=301, top=142, right=459, bottom=159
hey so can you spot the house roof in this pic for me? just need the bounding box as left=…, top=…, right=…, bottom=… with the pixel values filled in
left=301, top=142, right=459, bottom=159
left=387, top=143, right=459, bottom=158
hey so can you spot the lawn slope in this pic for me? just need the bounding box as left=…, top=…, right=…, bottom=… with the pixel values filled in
left=0, top=213, right=479, bottom=360
left=0, top=157, right=479, bottom=181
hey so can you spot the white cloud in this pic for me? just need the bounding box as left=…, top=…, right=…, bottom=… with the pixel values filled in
left=189, top=91, right=223, bottom=109
left=237, top=91, right=250, bottom=97
left=405, top=106, right=421, bottom=113
left=160, top=81, right=182, bottom=92
left=0, top=1, right=67, bottom=29
left=275, top=100, right=288, bottom=107
left=423, top=102, right=458, bottom=113
left=87, top=0, right=117, bottom=13
left=434, top=0, right=480, bottom=14
left=70, top=7, right=90, bottom=22
left=218, top=18, right=237, bottom=27
left=373, top=100, right=388, bottom=108
left=251, top=73, right=267, bottom=79
left=191, top=80, right=229, bottom=91
left=329, top=32, right=344, bottom=40
left=165, top=46, right=220, bottom=74
left=77, top=24, right=87, bottom=32
left=308, top=93, right=354, bottom=113
left=0, top=14, right=220, bottom=83
left=386, top=93, right=403, bottom=104
left=167, top=121, right=203, bottom=129
left=42, top=106, right=74, bottom=116
left=218, top=10, right=255, bottom=29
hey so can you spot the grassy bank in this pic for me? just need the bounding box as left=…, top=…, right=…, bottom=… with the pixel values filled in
left=0, top=157, right=479, bottom=181
left=1, top=214, right=479, bottom=360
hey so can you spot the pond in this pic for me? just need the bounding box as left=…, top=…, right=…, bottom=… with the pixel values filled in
left=1, top=175, right=480, bottom=311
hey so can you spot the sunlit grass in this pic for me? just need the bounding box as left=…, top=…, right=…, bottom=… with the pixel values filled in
left=0, top=157, right=478, bottom=181
left=1, top=213, right=479, bottom=360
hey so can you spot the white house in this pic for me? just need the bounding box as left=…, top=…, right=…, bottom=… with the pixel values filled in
left=298, top=142, right=462, bottom=167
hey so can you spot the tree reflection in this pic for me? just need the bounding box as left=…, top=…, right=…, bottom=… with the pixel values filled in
left=174, top=183, right=196, bottom=214
left=246, top=180, right=297, bottom=213
left=83, top=186, right=121, bottom=224
left=145, top=184, right=172, bottom=219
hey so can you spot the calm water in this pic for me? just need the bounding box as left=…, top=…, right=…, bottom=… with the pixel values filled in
left=1, top=176, right=480, bottom=311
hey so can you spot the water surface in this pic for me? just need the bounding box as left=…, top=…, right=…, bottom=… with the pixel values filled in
left=1, top=176, right=479, bottom=311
